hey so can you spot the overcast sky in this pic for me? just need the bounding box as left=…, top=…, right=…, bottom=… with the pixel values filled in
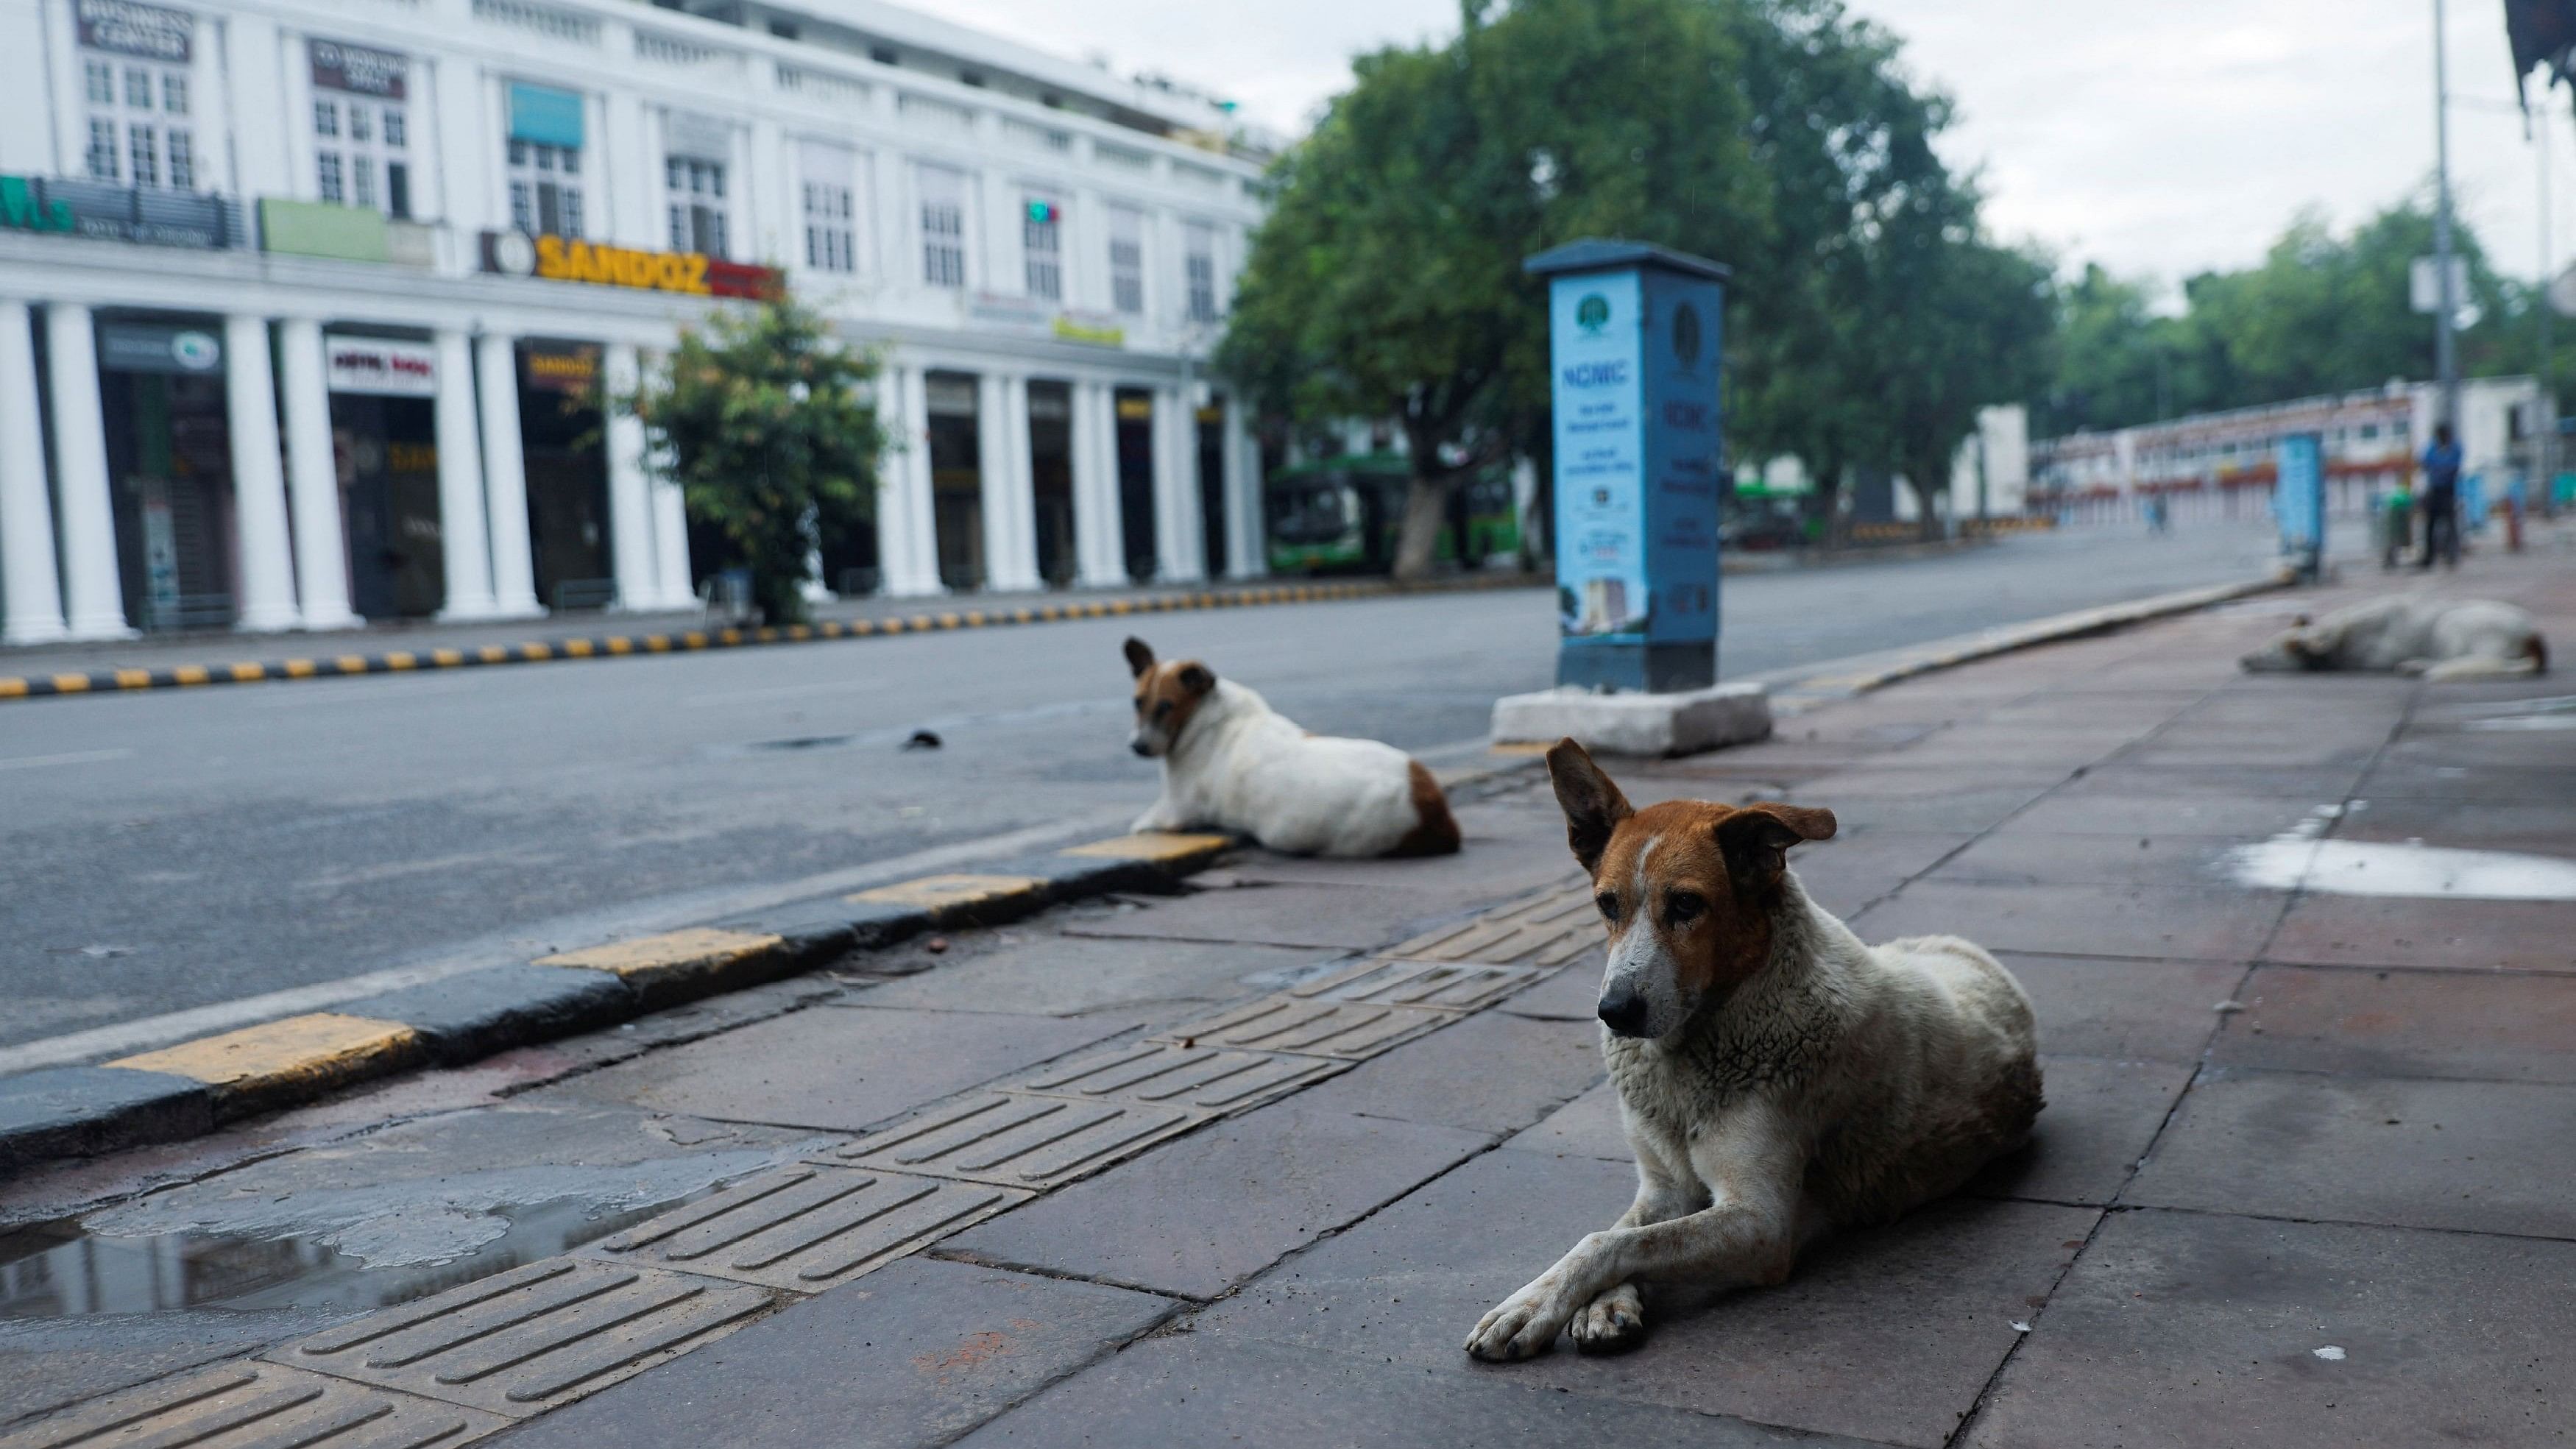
left=937, top=0, right=2567, bottom=300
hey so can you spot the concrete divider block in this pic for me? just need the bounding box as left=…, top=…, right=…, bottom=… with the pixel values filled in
left=107, top=1013, right=423, bottom=1122
left=342, top=964, right=638, bottom=1066
left=1060, top=832, right=1235, bottom=871
left=537, top=927, right=795, bottom=1010
left=847, top=874, right=1052, bottom=928
left=1491, top=681, right=1771, bottom=757
left=0, top=1065, right=213, bottom=1169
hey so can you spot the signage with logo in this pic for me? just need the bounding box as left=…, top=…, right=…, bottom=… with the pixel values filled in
left=7, top=175, right=237, bottom=248
left=0, top=176, right=74, bottom=233
left=481, top=230, right=779, bottom=300
left=520, top=341, right=601, bottom=395
left=1052, top=314, right=1125, bottom=348
left=310, top=39, right=405, bottom=98
left=99, top=321, right=223, bottom=375
left=327, top=336, right=436, bottom=397
left=78, top=0, right=191, bottom=60
left=1549, top=270, right=1648, bottom=643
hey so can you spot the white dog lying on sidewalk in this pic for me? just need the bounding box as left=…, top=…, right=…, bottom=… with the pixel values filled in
left=1121, top=636, right=1460, bottom=858
left=1465, top=740, right=2042, bottom=1361
left=2239, top=595, right=2547, bottom=681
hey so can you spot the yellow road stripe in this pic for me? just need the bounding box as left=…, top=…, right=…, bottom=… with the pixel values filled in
left=849, top=873, right=1050, bottom=916
left=605, top=637, right=632, bottom=655
left=335, top=656, right=368, bottom=673
left=520, top=643, right=553, bottom=661
left=385, top=653, right=417, bottom=670
left=110, top=1013, right=420, bottom=1096
left=115, top=669, right=151, bottom=689
left=564, top=640, right=594, bottom=657
left=431, top=648, right=464, bottom=667
left=174, top=665, right=209, bottom=685
left=478, top=645, right=510, bottom=664
left=0, top=679, right=26, bottom=698
left=229, top=663, right=265, bottom=682
left=1061, top=832, right=1233, bottom=865
left=52, top=673, right=91, bottom=693
left=537, top=927, right=782, bottom=982
left=282, top=659, right=316, bottom=678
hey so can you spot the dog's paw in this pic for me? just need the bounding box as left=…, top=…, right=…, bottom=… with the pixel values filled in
left=1569, top=1283, right=1648, bottom=1356
left=1464, top=1280, right=1572, bottom=1362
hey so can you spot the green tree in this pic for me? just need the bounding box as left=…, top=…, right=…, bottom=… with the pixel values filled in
left=618, top=294, right=887, bottom=625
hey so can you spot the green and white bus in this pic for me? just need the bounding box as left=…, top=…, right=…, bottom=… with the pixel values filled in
left=1263, top=453, right=1521, bottom=575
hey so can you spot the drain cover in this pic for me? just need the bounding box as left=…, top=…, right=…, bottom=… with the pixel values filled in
left=1384, top=885, right=1601, bottom=968
left=1291, top=957, right=1543, bottom=1011
left=1005, top=1041, right=1345, bottom=1113
left=1150, top=995, right=1449, bottom=1060
left=831, top=1093, right=1205, bottom=1188
left=0, top=1362, right=504, bottom=1449
left=581, top=1164, right=1024, bottom=1291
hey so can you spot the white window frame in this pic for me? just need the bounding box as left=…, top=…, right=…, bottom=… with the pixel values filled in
left=1022, top=190, right=1063, bottom=302
left=916, top=161, right=968, bottom=290
left=1183, top=219, right=1218, bottom=324
left=313, top=89, right=411, bottom=217
left=798, top=141, right=860, bottom=275
left=666, top=155, right=730, bottom=258
left=1107, top=204, right=1146, bottom=316
left=506, top=136, right=585, bottom=238
left=83, top=53, right=195, bottom=189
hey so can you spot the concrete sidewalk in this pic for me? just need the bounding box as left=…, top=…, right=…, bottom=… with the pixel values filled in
left=3, top=546, right=2572, bottom=1448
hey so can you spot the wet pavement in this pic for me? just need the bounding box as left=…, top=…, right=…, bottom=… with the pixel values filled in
left=1, top=541, right=2572, bottom=1447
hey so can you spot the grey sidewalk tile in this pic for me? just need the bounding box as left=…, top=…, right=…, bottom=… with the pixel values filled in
left=0, top=1361, right=506, bottom=1449
left=1992, top=792, right=2327, bottom=839
left=1998, top=954, right=2245, bottom=1063
left=2356, top=759, right=2576, bottom=804
left=1497, top=961, right=1605, bottom=1021
left=2326, top=796, right=2576, bottom=852
left=1383, top=883, right=1600, bottom=969
left=1001, top=1041, right=1345, bottom=1114
left=1292, top=1010, right=1604, bottom=1136
left=1148, top=995, right=1450, bottom=1060
left=488, top=1258, right=1174, bottom=1449
left=1850, top=882, right=2285, bottom=965
left=1962, top=1209, right=2576, bottom=1449
left=537, top=1005, right=1139, bottom=1133
left=1501, top=1080, right=1627, bottom=1161
left=2215, top=965, right=2576, bottom=1083
left=1060, top=882, right=1443, bottom=952
left=948, top=1333, right=1870, bottom=1448
left=829, top=1093, right=1209, bottom=1190
left=2265, top=896, right=2576, bottom=974
left=1779, top=782, right=2057, bottom=837
left=2126, top=1068, right=2576, bottom=1238
left=938, top=1103, right=1487, bottom=1300
left=1927, top=833, right=2243, bottom=890
left=1289, top=957, right=1543, bottom=1012
left=340, top=964, right=635, bottom=1066
left=1220, top=817, right=1579, bottom=909
left=2046, top=762, right=2363, bottom=801
left=580, top=1163, right=1027, bottom=1292
left=0, top=1309, right=346, bottom=1429
left=852, top=932, right=1323, bottom=1018
left=1197, top=1147, right=2093, bottom=1448
left=0, top=1066, right=211, bottom=1171
left=269, top=1258, right=772, bottom=1417
left=714, top=898, right=932, bottom=957
left=1966, top=1056, right=2193, bottom=1206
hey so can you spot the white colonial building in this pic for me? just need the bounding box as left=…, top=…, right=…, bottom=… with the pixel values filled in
left=0, top=0, right=1276, bottom=641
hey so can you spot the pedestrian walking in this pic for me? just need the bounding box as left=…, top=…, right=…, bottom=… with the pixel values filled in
left=2419, top=423, right=2462, bottom=570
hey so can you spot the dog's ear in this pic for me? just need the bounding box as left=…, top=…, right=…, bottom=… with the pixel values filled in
left=1123, top=637, right=1155, bottom=679
left=1176, top=662, right=1216, bottom=694
left=1715, top=804, right=1836, bottom=894
left=1546, top=738, right=1632, bottom=876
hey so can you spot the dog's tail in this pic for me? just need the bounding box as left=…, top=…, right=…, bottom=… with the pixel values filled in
left=1388, top=759, right=1463, bottom=857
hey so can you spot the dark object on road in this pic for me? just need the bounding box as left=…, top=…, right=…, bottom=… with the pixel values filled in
left=905, top=729, right=942, bottom=750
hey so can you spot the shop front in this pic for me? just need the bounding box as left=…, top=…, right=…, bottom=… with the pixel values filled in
left=517, top=340, right=612, bottom=610
left=926, top=371, right=983, bottom=590
left=322, top=335, right=444, bottom=620
left=1029, top=380, right=1075, bottom=587
left=1116, top=388, right=1157, bottom=582
left=96, top=318, right=234, bottom=631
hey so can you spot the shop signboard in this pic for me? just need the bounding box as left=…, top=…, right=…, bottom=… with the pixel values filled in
left=309, top=39, right=405, bottom=98
left=4, top=175, right=238, bottom=248
left=0, top=175, right=74, bottom=233
left=1527, top=239, right=1729, bottom=692
left=326, top=336, right=436, bottom=397
left=99, top=320, right=222, bottom=375
left=78, top=0, right=191, bottom=61
left=481, top=230, right=779, bottom=300
left=520, top=341, right=601, bottom=395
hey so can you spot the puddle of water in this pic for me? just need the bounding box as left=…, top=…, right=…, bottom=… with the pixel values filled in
left=2224, top=834, right=2576, bottom=900
left=0, top=1194, right=689, bottom=1320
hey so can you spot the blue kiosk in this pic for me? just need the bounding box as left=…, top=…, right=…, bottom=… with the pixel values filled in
left=2274, top=431, right=2324, bottom=583
left=1524, top=239, right=1730, bottom=692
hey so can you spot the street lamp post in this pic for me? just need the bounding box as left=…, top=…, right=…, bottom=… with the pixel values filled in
left=2434, top=0, right=2463, bottom=431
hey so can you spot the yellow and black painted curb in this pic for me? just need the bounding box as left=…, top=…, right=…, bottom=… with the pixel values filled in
left=0, top=829, right=1240, bottom=1171
left=0, top=574, right=1539, bottom=704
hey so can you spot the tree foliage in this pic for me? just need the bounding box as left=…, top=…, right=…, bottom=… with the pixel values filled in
left=620, top=294, right=886, bottom=624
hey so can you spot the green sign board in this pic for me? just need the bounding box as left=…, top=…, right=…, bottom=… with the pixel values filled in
left=0, top=175, right=75, bottom=234
left=259, top=196, right=391, bottom=262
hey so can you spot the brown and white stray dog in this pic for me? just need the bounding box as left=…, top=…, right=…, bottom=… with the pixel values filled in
left=1464, top=740, right=2041, bottom=1361
left=1122, top=637, right=1459, bottom=858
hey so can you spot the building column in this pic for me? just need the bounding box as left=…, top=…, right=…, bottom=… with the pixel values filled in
left=601, top=342, right=657, bottom=610
left=977, top=372, right=1040, bottom=593
left=1153, top=386, right=1204, bottom=584
left=651, top=479, right=693, bottom=608
left=275, top=319, right=361, bottom=629
left=878, top=364, right=944, bottom=598
left=46, top=305, right=130, bottom=638
left=224, top=316, right=300, bottom=632
left=475, top=333, right=542, bottom=617
left=1222, top=396, right=1264, bottom=579
left=1069, top=379, right=1123, bottom=587
left=431, top=328, right=498, bottom=620
left=0, top=300, right=67, bottom=643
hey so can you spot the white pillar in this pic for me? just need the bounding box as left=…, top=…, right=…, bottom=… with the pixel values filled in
left=1070, top=379, right=1123, bottom=587
left=1154, top=386, right=1204, bottom=584
left=276, top=319, right=361, bottom=629
left=1222, top=396, right=1264, bottom=579
left=475, top=333, right=542, bottom=617
left=879, top=364, right=943, bottom=597
left=431, top=328, right=499, bottom=620
left=652, top=480, right=693, bottom=608
left=977, top=372, right=1040, bottom=592
left=0, top=300, right=67, bottom=643
left=224, top=316, right=300, bottom=632
left=46, top=305, right=130, bottom=638
left=601, top=342, right=657, bottom=610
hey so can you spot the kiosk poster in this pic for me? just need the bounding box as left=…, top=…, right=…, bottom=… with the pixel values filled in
left=2274, top=432, right=2323, bottom=556
left=1549, top=270, right=1648, bottom=642
left=1640, top=269, right=1722, bottom=646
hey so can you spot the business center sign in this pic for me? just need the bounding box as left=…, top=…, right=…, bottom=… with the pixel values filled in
left=481, top=230, right=779, bottom=300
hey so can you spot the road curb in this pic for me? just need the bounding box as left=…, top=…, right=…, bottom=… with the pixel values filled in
left=0, top=575, right=1540, bottom=705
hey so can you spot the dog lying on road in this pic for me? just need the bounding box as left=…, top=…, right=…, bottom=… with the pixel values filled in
left=1465, top=740, right=2042, bottom=1361
left=2239, top=595, right=2547, bottom=681
left=1122, top=636, right=1460, bottom=858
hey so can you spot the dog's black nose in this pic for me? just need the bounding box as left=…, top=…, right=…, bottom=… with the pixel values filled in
left=1597, top=987, right=1649, bottom=1037
left=1130, top=741, right=1153, bottom=758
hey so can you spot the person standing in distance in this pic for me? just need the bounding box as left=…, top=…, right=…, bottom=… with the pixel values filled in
left=2419, top=422, right=2463, bottom=570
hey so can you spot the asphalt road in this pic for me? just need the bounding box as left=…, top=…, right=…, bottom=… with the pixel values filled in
left=1, top=518, right=2292, bottom=1055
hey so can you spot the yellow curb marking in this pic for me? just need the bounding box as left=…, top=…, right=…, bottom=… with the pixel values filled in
left=564, top=639, right=594, bottom=658
left=52, top=673, right=91, bottom=693
left=521, top=643, right=553, bottom=661
left=431, top=648, right=465, bottom=667
left=335, top=656, right=369, bottom=673
left=283, top=659, right=317, bottom=678
left=477, top=645, right=510, bottom=664
left=111, top=1013, right=419, bottom=1091
left=116, top=668, right=152, bottom=689
left=385, top=653, right=417, bottom=670
left=0, top=679, right=26, bottom=698
left=172, top=665, right=209, bottom=686
left=605, top=637, right=632, bottom=655
left=683, top=631, right=710, bottom=648
left=229, top=663, right=265, bottom=682
left=537, top=927, right=784, bottom=979
left=849, top=873, right=1050, bottom=913
left=1061, top=832, right=1234, bottom=865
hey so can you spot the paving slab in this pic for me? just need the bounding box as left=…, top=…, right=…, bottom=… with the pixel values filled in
left=1292, top=1010, right=1603, bottom=1136
left=1964, top=1208, right=2576, bottom=1449
left=1991, top=792, right=2329, bottom=839
left=948, top=1332, right=1866, bottom=1448
left=1147, top=994, right=1451, bottom=1060
left=847, top=932, right=1326, bottom=1017
left=2045, top=762, right=2363, bottom=802
left=2353, top=757, right=2576, bottom=804
left=1196, top=1147, right=2094, bottom=1448
left=1001, top=1040, right=1346, bottom=1114
left=1850, top=881, right=2285, bottom=965
left=1220, top=812, right=1580, bottom=910
left=940, top=1102, right=1488, bottom=1300
left=1496, top=960, right=1607, bottom=1021
left=0, top=1310, right=348, bottom=1429
left=1966, top=1056, right=2193, bottom=1207
left=2326, top=795, right=2576, bottom=852
left=490, top=1258, right=1173, bottom=1449
left=1383, top=883, right=1601, bottom=969
left=539, top=1005, right=1139, bottom=1133
left=1784, top=832, right=1979, bottom=915
left=2264, top=896, right=2576, bottom=973
left=1774, top=782, right=2059, bottom=837
left=1500, top=1080, right=1625, bottom=1161
left=828, top=1093, right=1210, bottom=1190
left=1928, top=833, right=2243, bottom=890
left=2215, top=964, right=2576, bottom=1083
left=1059, top=882, right=1446, bottom=952
left=1998, top=954, right=2244, bottom=1063
left=580, top=1163, right=1027, bottom=1293
left=0, top=1361, right=506, bottom=1449
left=2126, top=1067, right=2576, bottom=1237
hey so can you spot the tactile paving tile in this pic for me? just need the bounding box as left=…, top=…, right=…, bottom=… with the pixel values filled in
left=1005, top=1040, right=1346, bottom=1113
left=0, top=1361, right=503, bottom=1449
left=578, top=1163, right=1025, bottom=1292
left=1147, top=994, right=1449, bottom=1060
left=1288, top=957, right=1543, bottom=1012
left=1381, top=885, right=1601, bottom=968
left=269, top=1258, right=771, bottom=1417
left=827, top=1092, right=1206, bottom=1188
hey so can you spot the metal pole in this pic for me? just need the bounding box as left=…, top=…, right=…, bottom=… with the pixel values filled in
left=2543, top=108, right=2558, bottom=489
left=2433, top=0, right=2461, bottom=430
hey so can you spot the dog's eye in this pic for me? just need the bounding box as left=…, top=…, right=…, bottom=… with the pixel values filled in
left=1595, top=892, right=1618, bottom=921
left=1664, top=891, right=1705, bottom=927
left=1154, top=701, right=1172, bottom=719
